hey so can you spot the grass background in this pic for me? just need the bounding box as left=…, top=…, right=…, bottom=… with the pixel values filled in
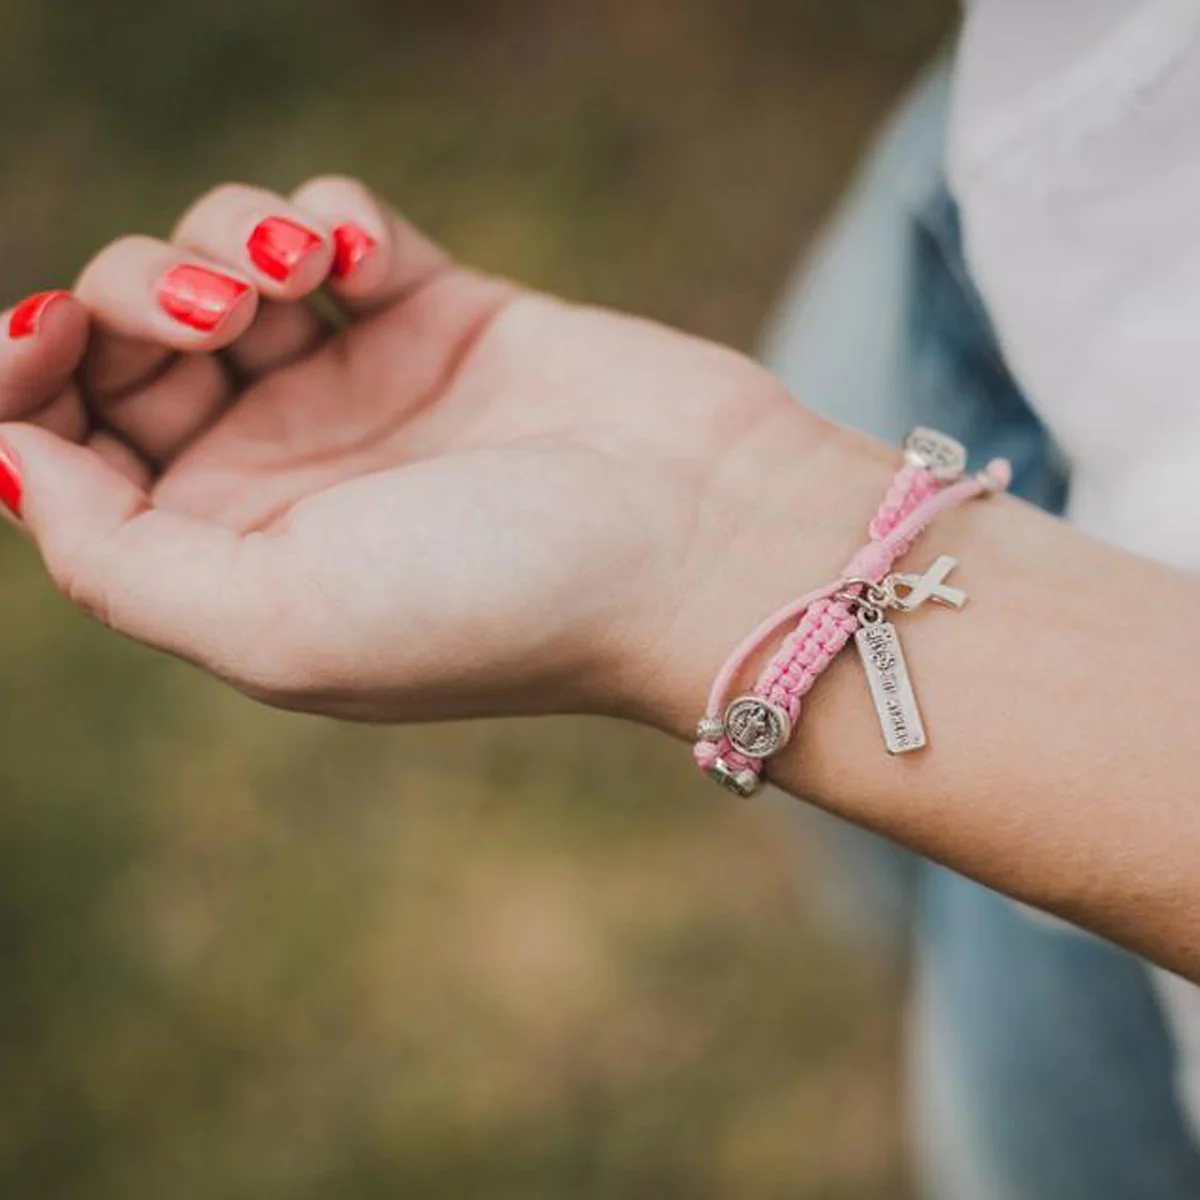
left=0, top=2, right=953, bottom=1195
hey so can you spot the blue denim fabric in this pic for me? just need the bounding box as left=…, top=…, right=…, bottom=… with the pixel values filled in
left=761, top=62, right=1200, bottom=1200
left=905, top=193, right=1067, bottom=511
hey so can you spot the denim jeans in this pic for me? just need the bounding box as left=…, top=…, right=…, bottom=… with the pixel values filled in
left=761, top=61, right=1200, bottom=1199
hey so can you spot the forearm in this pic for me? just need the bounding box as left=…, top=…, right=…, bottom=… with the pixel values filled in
left=643, top=415, right=1200, bottom=979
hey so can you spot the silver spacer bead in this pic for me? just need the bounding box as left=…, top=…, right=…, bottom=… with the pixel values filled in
left=975, top=463, right=1006, bottom=493
left=707, top=758, right=761, bottom=797
left=904, top=426, right=967, bottom=483
left=696, top=715, right=726, bottom=742
left=723, top=695, right=792, bottom=759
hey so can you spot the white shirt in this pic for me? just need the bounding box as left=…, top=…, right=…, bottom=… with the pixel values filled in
left=951, top=0, right=1200, bottom=564
left=949, top=0, right=1200, bottom=1144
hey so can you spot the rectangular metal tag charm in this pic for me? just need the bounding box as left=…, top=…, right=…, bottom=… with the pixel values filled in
left=854, top=621, right=927, bottom=754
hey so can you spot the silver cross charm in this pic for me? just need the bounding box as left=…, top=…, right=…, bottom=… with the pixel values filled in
left=887, top=555, right=967, bottom=612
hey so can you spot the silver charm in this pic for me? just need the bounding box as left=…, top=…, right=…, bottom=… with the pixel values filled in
left=723, top=696, right=792, bottom=758
left=886, top=555, right=967, bottom=612
left=854, top=618, right=927, bottom=754
left=696, top=715, right=725, bottom=742
left=976, top=462, right=1007, bottom=493
left=904, top=427, right=967, bottom=483
left=707, top=758, right=761, bottom=797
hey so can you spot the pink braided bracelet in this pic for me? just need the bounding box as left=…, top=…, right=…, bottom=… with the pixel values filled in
left=695, top=428, right=1011, bottom=797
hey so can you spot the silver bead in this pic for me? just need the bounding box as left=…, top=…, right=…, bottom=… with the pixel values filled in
left=695, top=715, right=725, bottom=742
left=707, top=758, right=761, bottom=797
left=975, top=463, right=1005, bottom=493
left=723, top=695, right=792, bottom=758
left=904, top=426, right=967, bottom=483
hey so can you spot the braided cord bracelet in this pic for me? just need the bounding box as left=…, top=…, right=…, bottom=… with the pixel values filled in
left=695, top=428, right=1011, bottom=797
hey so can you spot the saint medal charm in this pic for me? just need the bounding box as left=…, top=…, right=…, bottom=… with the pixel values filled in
left=854, top=618, right=927, bottom=754
left=723, top=696, right=792, bottom=758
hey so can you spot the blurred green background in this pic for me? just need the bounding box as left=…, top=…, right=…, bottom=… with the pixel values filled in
left=0, top=2, right=953, bottom=1196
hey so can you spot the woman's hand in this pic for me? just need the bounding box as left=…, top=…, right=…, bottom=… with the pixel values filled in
left=0, top=178, right=870, bottom=727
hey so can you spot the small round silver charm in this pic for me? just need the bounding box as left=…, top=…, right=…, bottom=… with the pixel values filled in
left=904, top=426, right=967, bottom=483
left=975, top=461, right=1007, bottom=493
left=696, top=715, right=726, bottom=742
left=707, top=758, right=761, bottom=797
left=722, top=696, right=792, bottom=759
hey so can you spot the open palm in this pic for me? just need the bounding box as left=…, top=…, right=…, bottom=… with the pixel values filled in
left=1, top=177, right=829, bottom=726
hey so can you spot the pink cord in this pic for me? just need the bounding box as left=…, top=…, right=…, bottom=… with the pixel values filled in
left=695, top=456, right=1011, bottom=785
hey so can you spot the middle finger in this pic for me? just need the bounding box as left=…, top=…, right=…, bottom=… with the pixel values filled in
left=173, top=183, right=336, bottom=379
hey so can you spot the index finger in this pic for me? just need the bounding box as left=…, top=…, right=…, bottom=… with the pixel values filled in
left=0, top=289, right=89, bottom=440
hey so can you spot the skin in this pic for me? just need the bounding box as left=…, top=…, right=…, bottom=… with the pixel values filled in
left=2, top=178, right=1199, bottom=980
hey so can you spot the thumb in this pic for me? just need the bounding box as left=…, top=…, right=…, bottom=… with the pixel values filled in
left=0, top=423, right=276, bottom=675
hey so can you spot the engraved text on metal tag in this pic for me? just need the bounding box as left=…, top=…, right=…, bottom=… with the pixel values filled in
left=854, top=621, right=927, bottom=754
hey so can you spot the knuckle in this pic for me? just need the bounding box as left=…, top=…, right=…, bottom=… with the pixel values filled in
left=76, top=234, right=158, bottom=286
left=293, top=173, right=369, bottom=205
left=173, top=181, right=255, bottom=236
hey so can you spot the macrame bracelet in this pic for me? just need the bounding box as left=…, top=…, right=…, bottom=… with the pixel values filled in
left=695, top=428, right=1011, bottom=797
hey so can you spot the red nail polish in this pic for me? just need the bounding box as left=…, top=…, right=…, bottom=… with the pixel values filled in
left=331, top=223, right=378, bottom=280
left=247, top=216, right=323, bottom=282
left=8, top=290, right=70, bottom=340
left=157, top=265, right=250, bottom=333
left=0, top=441, right=23, bottom=517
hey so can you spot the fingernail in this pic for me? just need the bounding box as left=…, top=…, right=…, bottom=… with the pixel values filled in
left=247, top=216, right=324, bottom=282
left=0, top=440, right=24, bottom=517
left=331, top=223, right=378, bottom=280
left=157, top=265, right=250, bottom=333
left=8, top=290, right=70, bottom=340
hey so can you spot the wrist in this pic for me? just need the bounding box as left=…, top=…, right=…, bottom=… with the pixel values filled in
left=614, top=400, right=899, bottom=743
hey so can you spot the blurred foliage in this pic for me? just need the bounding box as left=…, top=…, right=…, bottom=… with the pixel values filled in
left=0, top=1, right=951, bottom=1196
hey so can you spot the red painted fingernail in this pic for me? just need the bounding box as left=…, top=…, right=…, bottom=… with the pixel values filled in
left=157, top=265, right=250, bottom=333
left=8, top=290, right=70, bottom=340
left=331, top=223, right=378, bottom=280
left=0, top=440, right=23, bottom=517
left=247, top=216, right=324, bottom=282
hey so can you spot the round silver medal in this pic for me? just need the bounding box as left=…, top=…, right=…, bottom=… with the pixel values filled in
left=903, top=426, right=967, bottom=483
left=723, top=696, right=792, bottom=758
